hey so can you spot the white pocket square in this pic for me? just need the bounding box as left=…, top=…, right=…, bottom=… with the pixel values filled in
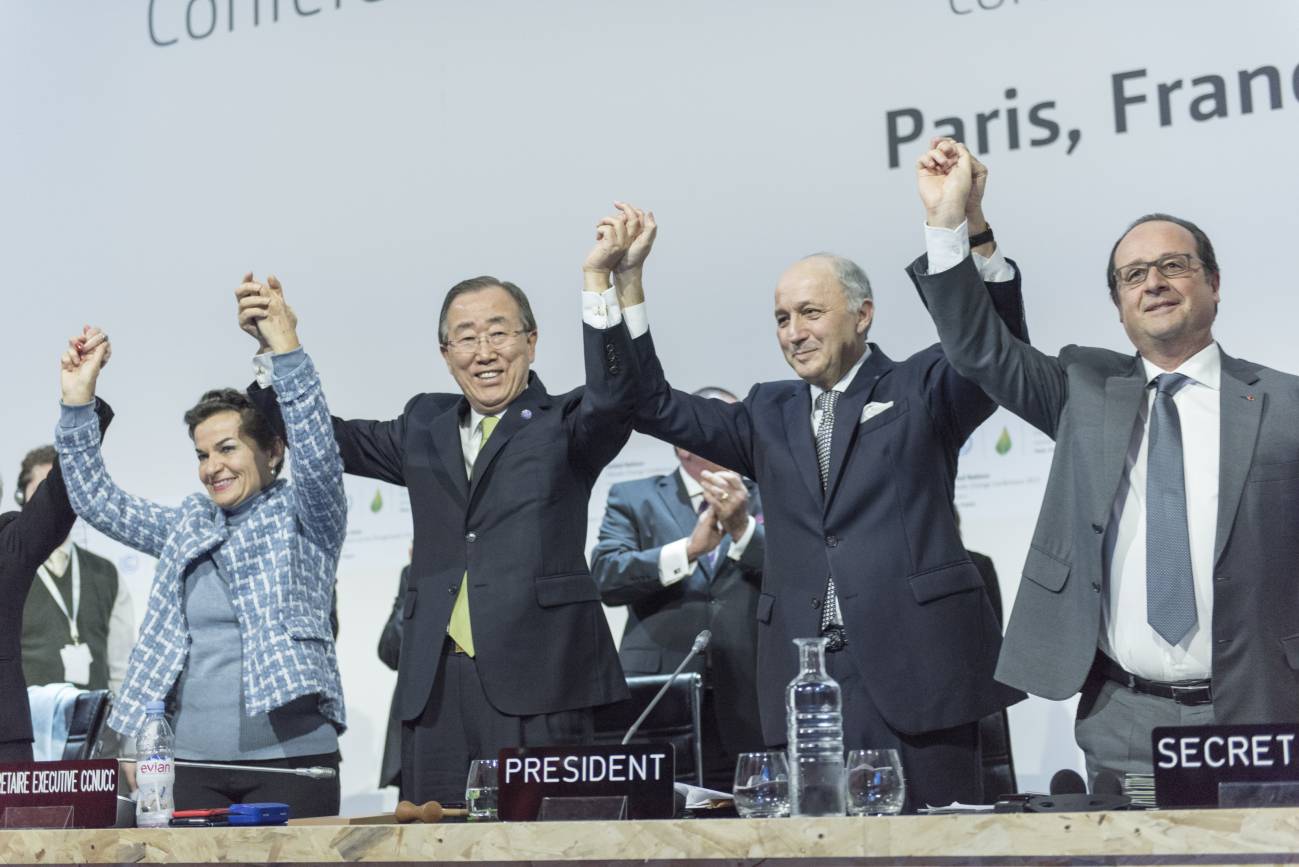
left=859, top=401, right=895, bottom=424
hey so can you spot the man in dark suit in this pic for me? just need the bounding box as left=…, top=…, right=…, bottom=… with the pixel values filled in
left=601, top=203, right=1027, bottom=811
left=243, top=219, right=639, bottom=802
left=592, top=387, right=766, bottom=791
left=0, top=331, right=112, bottom=762
left=910, top=139, right=1299, bottom=781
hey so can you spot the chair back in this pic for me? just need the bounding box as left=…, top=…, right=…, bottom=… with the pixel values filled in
left=61, top=690, right=112, bottom=761
left=591, top=673, right=704, bottom=786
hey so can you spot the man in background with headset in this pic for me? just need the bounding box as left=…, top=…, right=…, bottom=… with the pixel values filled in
left=14, top=446, right=134, bottom=695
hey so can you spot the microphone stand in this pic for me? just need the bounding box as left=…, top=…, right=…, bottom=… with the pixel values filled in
left=623, top=630, right=710, bottom=745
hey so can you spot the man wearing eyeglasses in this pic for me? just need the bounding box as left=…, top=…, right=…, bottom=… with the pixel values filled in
left=242, top=217, right=639, bottom=804
left=909, top=138, right=1299, bottom=781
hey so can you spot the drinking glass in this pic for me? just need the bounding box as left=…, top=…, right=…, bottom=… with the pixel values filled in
left=733, top=751, right=791, bottom=818
left=846, top=748, right=906, bottom=815
left=465, top=758, right=500, bottom=820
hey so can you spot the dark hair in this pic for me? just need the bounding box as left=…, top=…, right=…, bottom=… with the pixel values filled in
left=692, top=386, right=738, bottom=402
left=18, top=445, right=57, bottom=498
left=183, top=389, right=282, bottom=456
left=437, top=276, right=537, bottom=345
left=1107, top=213, right=1220, bottom=302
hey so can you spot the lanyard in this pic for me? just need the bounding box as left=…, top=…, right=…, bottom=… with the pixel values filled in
left=37, top=549, right=81, bottom=645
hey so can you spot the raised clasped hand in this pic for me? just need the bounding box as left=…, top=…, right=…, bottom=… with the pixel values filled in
left=60, top=325, right=111, bottom=405
left=916, top=137, right=979, bottom=230
left=235, top=272, right=300, bottom=354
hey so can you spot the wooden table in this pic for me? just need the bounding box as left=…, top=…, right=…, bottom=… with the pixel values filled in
left=2, top=808, right=1298, bottom=865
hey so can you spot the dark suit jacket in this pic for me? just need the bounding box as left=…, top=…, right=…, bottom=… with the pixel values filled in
left=968, top=550, right=1003, bottom=627
left=254, top=323, right=632, bottom=722
left=630, top=274, right=1028, bottom=744
left=913, top=254, right=1299, bottom=723
left=376, top=565, right=408, bottom=788
left=592, top=472, right=766, bottom=755
left=0, top=399, right=112, bottom=747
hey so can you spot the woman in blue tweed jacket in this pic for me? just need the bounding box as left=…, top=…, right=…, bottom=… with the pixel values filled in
left=55, top=277, right=347, bottom=816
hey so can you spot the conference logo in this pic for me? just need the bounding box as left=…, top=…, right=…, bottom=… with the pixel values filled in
left=994, top=427, right=1013, bottom=456
left=148, top=0, right=384, bottom=47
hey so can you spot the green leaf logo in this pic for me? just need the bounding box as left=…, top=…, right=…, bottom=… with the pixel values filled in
left=994, top=427, right=1013, bottom=456
left=370, top=489, right=384, bottom=513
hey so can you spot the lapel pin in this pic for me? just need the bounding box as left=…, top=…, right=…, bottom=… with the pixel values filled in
left=521, top=409, right=533, bottom=420
left=1246, top=395, right=1256, bottom=401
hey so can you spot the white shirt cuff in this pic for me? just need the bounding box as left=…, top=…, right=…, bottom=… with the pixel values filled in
left=726, top=516, right=757, bottom=561
left=924, top=219, right=970, bottom=274
left=253, top=352, right=274, bottom=389
left=658, top=537, right=692, bottom=586
left=623, top=302, right=649, bottom=340
left=582, top=287, right=624, bottom=329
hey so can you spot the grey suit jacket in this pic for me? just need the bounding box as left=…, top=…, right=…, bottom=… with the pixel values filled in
left=911, top=254, right=1299, bottom=724
left=592, top=473, right=766, bottom=756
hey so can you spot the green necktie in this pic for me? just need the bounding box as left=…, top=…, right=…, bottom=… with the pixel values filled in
left=447, top=415, right=499, bottom=656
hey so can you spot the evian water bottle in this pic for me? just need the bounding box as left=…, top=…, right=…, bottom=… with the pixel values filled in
left=135, top=700, right=175, bottom=828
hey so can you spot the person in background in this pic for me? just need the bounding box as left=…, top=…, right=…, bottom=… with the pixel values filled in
left=16, top=445, right=135, bottom=696
left=592, top=388, right=766, bottom=791
left=55, top=276, right=348, bottom=817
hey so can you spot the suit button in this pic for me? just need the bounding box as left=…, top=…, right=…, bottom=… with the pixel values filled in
left=1091, top=524, right=1103, bottom=534
left=812, top=598, right=822, bottom=609
left=465, top=532, right=477, bottom=543
left=1091, top=582, right=1101, bottom=592
left=448, top=585, right=458, bottom=595
left=825, top=535, right=839, bottom=548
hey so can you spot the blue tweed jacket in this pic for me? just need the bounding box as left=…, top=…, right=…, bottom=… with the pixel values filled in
left=55, top=352, right=348, bottom=738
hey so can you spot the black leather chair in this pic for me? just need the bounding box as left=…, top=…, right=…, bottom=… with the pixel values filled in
left=592, top=673, right=704, bottom=786
left=978, top=708, right=1017, bottom=801
left=61, top=690, right=112, bottom=761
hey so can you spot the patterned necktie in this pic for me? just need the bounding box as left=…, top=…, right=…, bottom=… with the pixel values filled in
left=1146, top=373, right=1197, bottom=646
left=448, top=416, right=499, bottom=656
left=815, top=391, right=845, bottom=647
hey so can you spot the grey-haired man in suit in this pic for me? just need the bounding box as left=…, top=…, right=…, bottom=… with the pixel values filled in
left=910, top=138, right=1299, bottom=781
left=593, top=387, right=765, bottom=791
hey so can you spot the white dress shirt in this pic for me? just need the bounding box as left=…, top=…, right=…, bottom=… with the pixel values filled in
left=1100, top=343, right=1220, bottom=681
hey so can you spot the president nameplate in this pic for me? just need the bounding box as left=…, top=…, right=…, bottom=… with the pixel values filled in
left=1153, top=723, right=1299, bottom=807
left=498, top=744, right=675, bottom=820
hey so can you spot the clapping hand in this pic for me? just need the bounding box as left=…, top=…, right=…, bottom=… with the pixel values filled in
left=60, top=325, right=111, bottom=405
left=700, top=469, right=750, bottom=541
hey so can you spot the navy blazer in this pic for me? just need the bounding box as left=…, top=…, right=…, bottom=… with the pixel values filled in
left=630, top=275, right=1028, bottom=744
left=256, top=322, right=634, bottom=721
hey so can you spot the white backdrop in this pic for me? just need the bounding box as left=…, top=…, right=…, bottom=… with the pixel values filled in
left=3, top=0, right=1297, bottom=810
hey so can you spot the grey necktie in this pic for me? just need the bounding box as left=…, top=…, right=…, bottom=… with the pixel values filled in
left=815, top=391, right=844, bottom=646
left=1146, top=372, right=1197, bottom=645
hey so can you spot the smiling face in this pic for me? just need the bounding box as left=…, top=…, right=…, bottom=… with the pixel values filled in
left=774, top=258, right=873, bottom=390
left=192, top=410, right=282, bottom=510
left=439, top=285, right=538, bottom=415
left=1112, top=220, right=1219, bottom=361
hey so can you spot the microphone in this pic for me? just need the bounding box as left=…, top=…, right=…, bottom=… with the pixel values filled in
left=622, top=629, right=710, bottom=745
left=1049, top=768, right=1087, bottom=796
left=1092, top=770, right=1125, bottom=796
left=121, top=758, right=336, bottom=780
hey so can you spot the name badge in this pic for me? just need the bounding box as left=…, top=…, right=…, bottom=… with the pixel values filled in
left=1154, top=723, right=1299, bottom=807
left=498, top=744, right=675, bottom=820
left=60, top=644, right=93, bottom=687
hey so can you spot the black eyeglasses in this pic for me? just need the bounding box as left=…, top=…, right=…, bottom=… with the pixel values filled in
left=1113, top=253, right=1201, bottom=289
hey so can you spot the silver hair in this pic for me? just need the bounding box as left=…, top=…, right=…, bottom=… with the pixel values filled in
left=801, top=252, right=873, bottom=310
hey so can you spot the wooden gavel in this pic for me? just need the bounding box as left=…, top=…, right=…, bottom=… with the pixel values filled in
left=395, top=800, right=468, bottom=823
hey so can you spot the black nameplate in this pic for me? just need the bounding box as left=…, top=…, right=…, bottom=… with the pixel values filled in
left=1153, top=723, right=1299, bottom=808
left=497, top=744, right=674, bottom=821
left=0, top=759, right=118, bottom=827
